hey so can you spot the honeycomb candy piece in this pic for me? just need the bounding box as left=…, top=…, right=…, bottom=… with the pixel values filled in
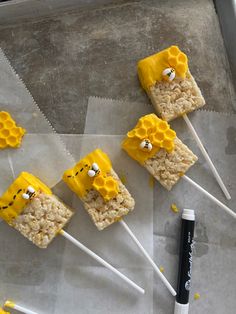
left=166, top=46, right=188, bottom=77
left=0, top=111, right=25, bottom=149
left=0, top=172, right=52, bottom=224
left=93, top=175, right=119, bottom=201
left=137, top=45, right=188, bottom=92
left=122, top=114, right=176, bottom=164
left=63, top=149, right=119, bottom=201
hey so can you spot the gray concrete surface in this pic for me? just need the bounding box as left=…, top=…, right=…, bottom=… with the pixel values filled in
left=0, top=0, right=235, bottom=134
left=215, top=0, right=236, bottom=86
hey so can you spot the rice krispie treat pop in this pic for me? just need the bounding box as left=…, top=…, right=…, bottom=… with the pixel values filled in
left=63, top=148, right=177, bottom=296
left=122, top=114, right=236, bottom=219
left=0, top=172, right=144, bottom=294
left=137, top=46, right=230, bottom=199
left=63, top=149, right=134, bottom=230
left=0, top=172, right=73, bottom=248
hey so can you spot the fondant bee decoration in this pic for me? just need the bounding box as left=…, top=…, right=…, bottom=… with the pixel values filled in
left=22, top=186, right=36, bottom=200
left=162, top=68, right=175, bottom=82
left=140, top=139, right=152, bottom=152
left=87, top=163, right=100, bottom=177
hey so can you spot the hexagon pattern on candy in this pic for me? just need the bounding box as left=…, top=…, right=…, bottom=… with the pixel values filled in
left=63, top=149, right=119, bottom=201
left=122, top=114, right=176, bottom=164
left=137, top=45, right=188, bottom=91
left=0, top=111, right=25, bottom=149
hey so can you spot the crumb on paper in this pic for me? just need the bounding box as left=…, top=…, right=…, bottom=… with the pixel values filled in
left=149, top=175, right=155, bottom=188
left=120, top=173, right=127, bottom=185
left=32, top=112, right=38, bottom=118
left=194, top=293, right=200, bottom=300
left=159, top=266, right=165, bottom=273
left=171, top=203, right=179, bottom=213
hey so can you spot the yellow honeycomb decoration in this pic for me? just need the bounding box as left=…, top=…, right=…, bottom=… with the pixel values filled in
left=0, top=111, right=26, bottom=149
left=137, top=45, right=188, bottom=92
left=63, top=149, right=119, bottom=201
left=122, top=114, right=176, bottom=164
left=93, top=175, right=119, bottom=201
left=0, top=172, right=52, bottom=224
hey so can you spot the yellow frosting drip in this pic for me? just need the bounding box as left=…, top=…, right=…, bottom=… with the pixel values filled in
left=0, top=172, right=52, bottom=223
left=137, top=45, right=188, bottom=91
left=122, top=114, right=176, bottom=164
left=63, top=149, right=119, bottom=201
left=0, top=111, right=26, bottom=149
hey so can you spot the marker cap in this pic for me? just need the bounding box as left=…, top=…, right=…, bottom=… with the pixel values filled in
left=174, top=301, right=189, bottom=314
left=182, top=209, right=195, bottom=221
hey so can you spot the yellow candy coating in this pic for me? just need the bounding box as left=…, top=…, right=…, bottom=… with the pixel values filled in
left=0, top=172, right=52, bottom=224
left=0, top=111, right=25, bottom=149
left=122, top=114, right=176, bottom=164
left=0, top=309, right=10, bottom=314
left=63, top=149, right=119, bottom=201
left=137, top=45, right=188, bottom=92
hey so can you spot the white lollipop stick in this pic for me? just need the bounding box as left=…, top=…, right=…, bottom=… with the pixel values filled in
left=59, top=230, right=145, bottom=294
left=119, top=219, right=176, bottom=297
left=183, top=114, right=231, bottom=200
left=182, top=175, right=236, bottom=219
left=4, top=300, right=38, bottom=314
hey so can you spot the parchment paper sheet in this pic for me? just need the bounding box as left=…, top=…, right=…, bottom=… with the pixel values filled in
left=0, top=48, right=74, bottom=191
left=85, top=96, right=236, bottom=314
left=0, top=52, right=153, bottom=313
left=0, top=135, right=154, bottom=314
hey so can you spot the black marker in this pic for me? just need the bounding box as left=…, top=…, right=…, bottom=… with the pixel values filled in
left=174, top=209, right=195, bottom=314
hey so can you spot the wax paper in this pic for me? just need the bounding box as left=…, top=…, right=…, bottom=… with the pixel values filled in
left=0, top=52, right=154, bottom=313
left=85, top=96, right=236, bottom=314
left=0, top=48, right=74, bottom=191
left=53, top=135, right=154, bottom=314
left=0, top=135, right=154, bottom=314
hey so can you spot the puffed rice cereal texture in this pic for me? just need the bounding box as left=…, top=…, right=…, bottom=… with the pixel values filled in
left=148, top=71, right=205, bottom=121
left=144, top=137, right=198, bottom=190
left=11, top=192, right=74, bottom=248
left=82, top=169, right=135, bottom=230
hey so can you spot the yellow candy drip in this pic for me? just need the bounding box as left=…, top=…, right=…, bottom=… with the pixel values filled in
left=63, top=149, right=119, bottom=201
left=0, top=111, right=25, bottom=149
left=122, top=114, right=176, bottom=164
left=0, top=172, right=52, bottom=223
left=137, top=45, right=188, bottom=91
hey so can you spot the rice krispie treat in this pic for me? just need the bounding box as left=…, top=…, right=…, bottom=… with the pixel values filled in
left=0, top=172, right=73, bottom=248
left=122, top=114, right=198, bottom=190
left=138, top=45, right=205, bottom=121
left=63, top=149, right=135, bottom=230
